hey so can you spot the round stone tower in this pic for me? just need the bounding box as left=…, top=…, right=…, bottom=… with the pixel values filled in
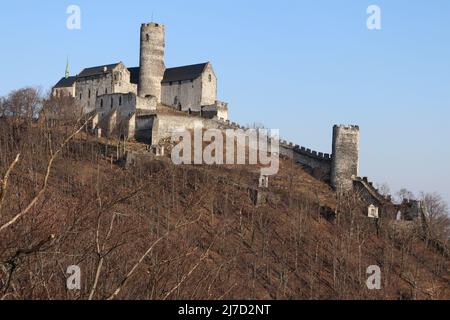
left=331, top=125, right=360, bottom=193
left=138, top=22, right=165, bottom=102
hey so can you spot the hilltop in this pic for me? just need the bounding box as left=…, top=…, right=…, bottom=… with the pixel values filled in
left=0, top=120, right=448, bottom=300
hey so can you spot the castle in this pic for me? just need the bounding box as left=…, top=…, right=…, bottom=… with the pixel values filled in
left=52, top=22, right=420, bottom=222
left=53, top=22, right=228, bottom=142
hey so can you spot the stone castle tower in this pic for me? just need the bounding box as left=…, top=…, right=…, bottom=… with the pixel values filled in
left=331, top=125, right=360, bottom=192
left=138, top=22, right=166, bottom=102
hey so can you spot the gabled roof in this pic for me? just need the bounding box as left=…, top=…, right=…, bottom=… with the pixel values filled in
left=54, top=76, right=77, bottom=88
left=162, top=62, right=208, bottom=83
left=56, top=62, right=210, bottom=88
left=128, top=62, right=209, bottom=85
left=78, top=63, right=121, bottom=78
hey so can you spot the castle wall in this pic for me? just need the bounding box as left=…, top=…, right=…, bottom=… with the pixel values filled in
left=202, top=102, right=228, bottom=121
left=76, top=74, right=113, bottom=114
left=53, top=86, right=75, bottom=98
left=96, top=93, right=134, bottom=120
left=151, top=114, right=220, bottom=145
left=200, top=63, right=217, bottom=106
left=95, top=93, right=156, bottom=119
left=94, top=92, right=157, bottom=140
left=160, top=63, right=217, bottom=113
left=161, top=77, right=203, bottom=112
left=279, top=142, right=332, bottom=181
left=76, top=64, right=137, bottom=114
left=112, top=64, right=137, bottom=95
left=331, top=125, right=360, bottom=192
left=150, top=115, right=332, bottom=182
left=134, top=115, right=156, bottom=142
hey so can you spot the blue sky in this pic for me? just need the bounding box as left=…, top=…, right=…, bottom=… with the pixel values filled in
left=0, top=0, right=449, bottom=204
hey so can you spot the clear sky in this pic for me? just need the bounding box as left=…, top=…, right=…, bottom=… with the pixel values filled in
left=1, top=0, right=449, bottom=204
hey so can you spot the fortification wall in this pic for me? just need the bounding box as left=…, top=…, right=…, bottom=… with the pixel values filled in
left=151, top=113, right=228, bottom=145
left=150, top=114, right=332, bottom=179
left=278, top=140, right=332, bottom=180
left=76, top=74, right=113, bottom=114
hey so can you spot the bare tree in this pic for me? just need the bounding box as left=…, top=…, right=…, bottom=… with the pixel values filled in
left=421, top=192, right=450, bottom=241
left=41, top=93, right=83, bottom=124
left=376, top=182, right=391, bottom=197
left=2, top=87, right=42, bottom=120
left=396, top=188, right=415, bottom=203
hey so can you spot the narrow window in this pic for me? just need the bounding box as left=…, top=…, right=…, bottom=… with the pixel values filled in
left=111, top=97, right=114, bottom=108
left=79, top=93, right=82, bottom=100
left=100, top=99, right=103, bottom=108
left=146, top=34, right=150, bottom=41
left=119, top=96, right=122, bottom=106
left=88, top=89, right=91, bottom=98
left=208, top=74, right=212, bottom=82
left=105, top=88, right=108, bottom=94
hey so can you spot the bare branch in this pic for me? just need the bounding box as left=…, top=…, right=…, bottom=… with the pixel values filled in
left=0, top=153, right=21, bottom=216
left=107, top=213, right=203, bottom=300
left=0, top=116, right=93, bottom=233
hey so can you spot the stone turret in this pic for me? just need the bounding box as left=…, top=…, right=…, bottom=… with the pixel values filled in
left=138, top=22, right=165, bottom=102
left=331, top=125, right=360, bottom=193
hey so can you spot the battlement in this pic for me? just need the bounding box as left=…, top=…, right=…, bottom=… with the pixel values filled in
left=278, top=140, right=332, bottom=161
left=209, top=118, right=333, bottom=162
left=141, top=22, right=165, bottom=29
left=334, top=124, right=360, bottom=131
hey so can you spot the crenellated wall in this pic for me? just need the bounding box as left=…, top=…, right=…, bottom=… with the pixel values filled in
left=280, top=142, right=332, bottom=181
left=147, top=114, right=334, bottom=181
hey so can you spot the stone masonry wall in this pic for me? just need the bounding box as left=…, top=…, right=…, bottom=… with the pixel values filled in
left=139, top=23, right=165, bottom=101
left=331, top=125, right=360, bottom=192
